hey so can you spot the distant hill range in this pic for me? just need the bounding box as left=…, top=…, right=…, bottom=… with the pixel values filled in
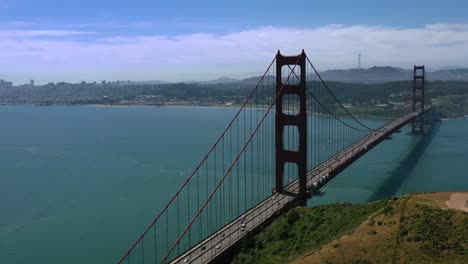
left=319, top=66, right=468, bottom=83
left=129, top=80, right=169, bottom=85
left=182, top=66, right=468, bottom=85
left=118, top=66, right=468, bottom=86
left=183, top=77, right=240, bottom=85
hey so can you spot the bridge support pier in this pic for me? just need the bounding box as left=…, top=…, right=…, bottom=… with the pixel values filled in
left=275, top=50, right=309, bottom=205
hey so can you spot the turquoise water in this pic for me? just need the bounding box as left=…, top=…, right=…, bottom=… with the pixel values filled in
left=0, top=105, right=467, bottom=263
left=309, top=119, right=468, bottom=205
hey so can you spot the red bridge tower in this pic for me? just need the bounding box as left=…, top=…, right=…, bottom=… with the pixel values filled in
left=412, top=65, right=425, bottom=134
left=275, top=50, right=309, bottom=205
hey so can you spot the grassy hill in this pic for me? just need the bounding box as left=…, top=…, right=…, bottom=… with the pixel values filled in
left=230, top=192, right=468, bottom=264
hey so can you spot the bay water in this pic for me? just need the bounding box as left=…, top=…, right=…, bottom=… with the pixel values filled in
left=0, top=105, right=466, bottom=263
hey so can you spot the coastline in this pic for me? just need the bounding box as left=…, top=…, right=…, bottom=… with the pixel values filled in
left=0, top=102, right=465, bottom=120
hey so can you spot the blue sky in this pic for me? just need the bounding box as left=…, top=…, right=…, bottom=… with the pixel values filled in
left=1, top=0, right=468, bottom=84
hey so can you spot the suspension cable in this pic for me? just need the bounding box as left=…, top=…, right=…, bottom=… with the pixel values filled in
left=306, top=56, right=385, bottom=132
left=160, top=55, right=302, bottom=264
left=305, top=87, right=373, bottom=132
left=117, top=57, right=276, bottom=264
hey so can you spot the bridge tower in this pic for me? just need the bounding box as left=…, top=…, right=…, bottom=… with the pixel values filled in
left=412, top=65, right=425, bottom=134
left=275, top=50, right=308, bottom=205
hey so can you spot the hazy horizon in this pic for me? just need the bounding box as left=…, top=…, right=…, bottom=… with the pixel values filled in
left=3, top=64, right=468, bottom=86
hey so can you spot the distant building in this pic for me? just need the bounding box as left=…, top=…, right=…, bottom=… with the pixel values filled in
left=30, top=80, right=34, bottom=88
left=81, top=81, right=86, bottom=85
left=0, top=79, right=13, bottom=88
left=101, top=80, right=106, bottom=85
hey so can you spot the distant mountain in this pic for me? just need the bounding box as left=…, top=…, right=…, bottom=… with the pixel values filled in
left=428, top=69, right=468, bottom=81
left=129, top=80, right=169, bottom=85
left=320, top=66, right=411, bottom=83
left=182, top=77, right=240, bottom=85
left=313, top=66, right=468, bottom=83
left=198, top=77, right=240, bottom=84
left=239, top=75, right=276, bottom=84
left=130, top=67, right=468, bottom=86
left=427, top=66, right=468, bottom=71
left=234, top=67, right=413, bottom=85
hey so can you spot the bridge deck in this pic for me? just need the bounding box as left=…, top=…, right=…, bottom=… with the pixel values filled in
left=170, top=109, right=428, bottom=264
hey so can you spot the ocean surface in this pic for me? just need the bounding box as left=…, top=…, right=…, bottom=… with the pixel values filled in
left=0, top=105, right=466, bottom=264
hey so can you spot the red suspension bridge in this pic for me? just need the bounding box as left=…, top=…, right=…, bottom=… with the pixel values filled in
left=118, top=50, right=432, bottom=264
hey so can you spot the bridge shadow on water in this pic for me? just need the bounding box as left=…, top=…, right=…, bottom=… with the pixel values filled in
left=366, top=121, right=442, bottom=202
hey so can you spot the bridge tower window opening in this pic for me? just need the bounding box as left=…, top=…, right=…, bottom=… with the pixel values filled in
left=283, top=125, right=299, bottom=151
left=282, top=94, right=301, bottom=115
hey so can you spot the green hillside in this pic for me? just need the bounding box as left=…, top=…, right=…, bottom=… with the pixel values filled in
left=230, top=192, right=468, bottom=264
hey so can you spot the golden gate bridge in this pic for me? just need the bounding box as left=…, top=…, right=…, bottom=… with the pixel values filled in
left=117, top=50, right=432, bottom=264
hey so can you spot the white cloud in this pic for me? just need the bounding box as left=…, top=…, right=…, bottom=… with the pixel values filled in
left=1, top=23, right=468, bottom=84
left=425, top=23, right=468, bottom=31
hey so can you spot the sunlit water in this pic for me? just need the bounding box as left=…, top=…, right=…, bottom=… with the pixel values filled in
left=0, top=105, right=466, bottom=263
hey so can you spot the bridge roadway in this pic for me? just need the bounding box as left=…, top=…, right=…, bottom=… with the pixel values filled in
left=170, top=108, right=430, bottom=264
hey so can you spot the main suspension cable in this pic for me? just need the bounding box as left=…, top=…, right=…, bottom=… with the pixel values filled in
left=305, top=87, right=374, bottom=132
left=306, top=56, right=385, bottom=132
